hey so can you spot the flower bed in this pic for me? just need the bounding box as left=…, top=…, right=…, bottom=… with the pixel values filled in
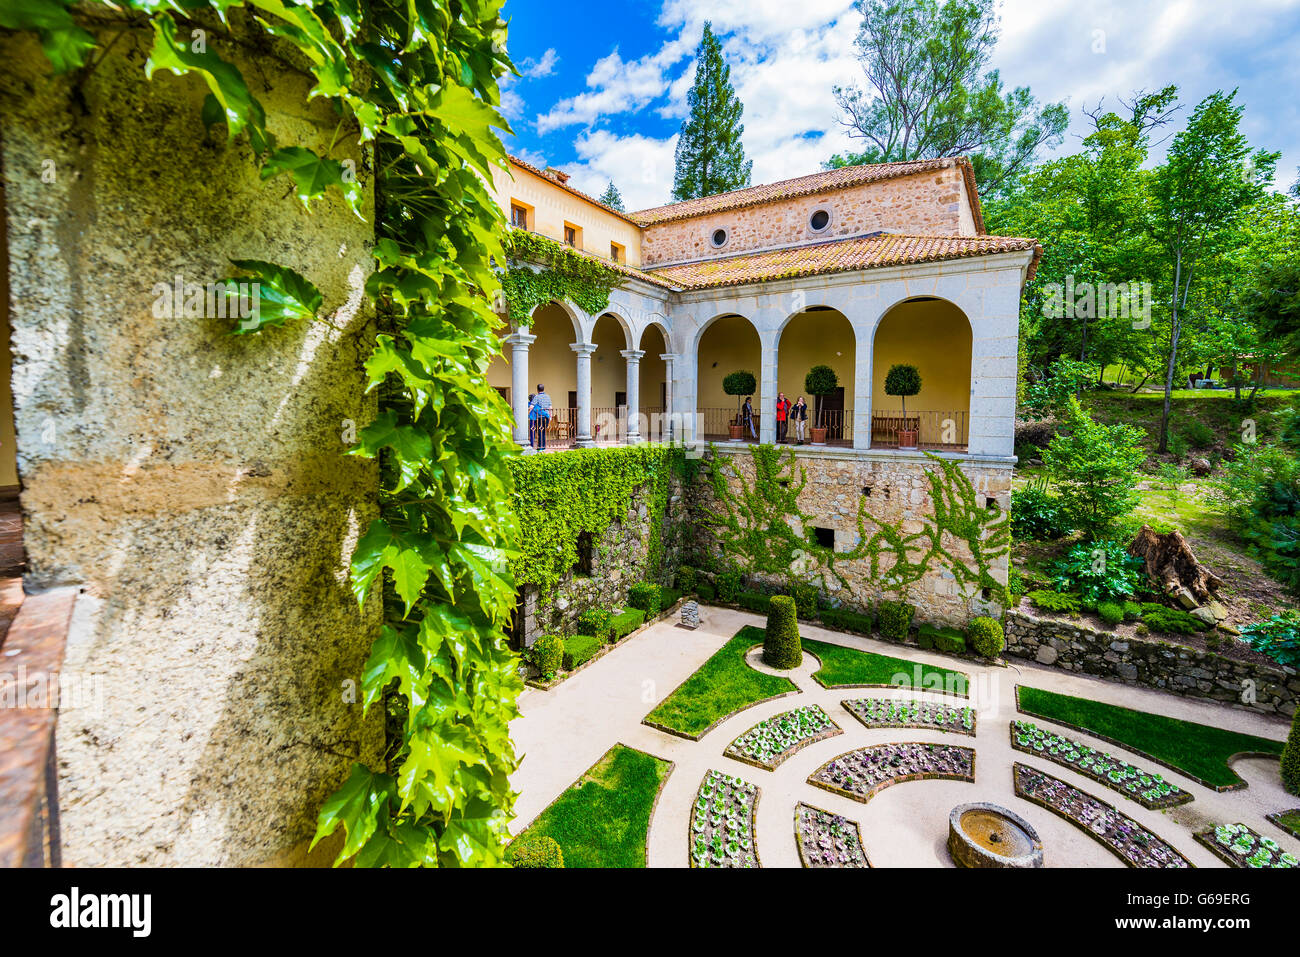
left=808, top=743, right=975, bottom=804
left=1196, top=823, right=1298, bottom=869
left=794, top=803, right=870, bottom=868
left=1010, top=721, right=1191, bottom=809
left=1012, top=763, right=1191, bottom=868
left=689, top=770, right=760, bottom=868
left=724, top=705, right=843, bottom=770
left=842, top=698, right=976, bottom=736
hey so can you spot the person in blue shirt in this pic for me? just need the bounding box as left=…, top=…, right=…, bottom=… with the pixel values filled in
left=530, top=384, right=553, bottom=450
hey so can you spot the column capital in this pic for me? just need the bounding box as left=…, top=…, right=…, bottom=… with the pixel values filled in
left=570, top=341, right=598, bottom=356
left=504, top=331, right=536, bottom=348
left=619, top=348, right=646, bottom=363
left=659, top=352, right=680, bottom=363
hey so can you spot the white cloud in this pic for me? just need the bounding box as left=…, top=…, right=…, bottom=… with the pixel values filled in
left=521, top=47, right=560, bottom=78
left=562, top=130, right=681, bottom=212
left=535, top=41, right=694, bottom=134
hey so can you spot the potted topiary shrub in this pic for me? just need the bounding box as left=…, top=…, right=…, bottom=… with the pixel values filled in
left=884, top=363, right=922, bottom=449
left=804, top=364, right=838, bottom=445
left=722, top=370, right=757, bottom=441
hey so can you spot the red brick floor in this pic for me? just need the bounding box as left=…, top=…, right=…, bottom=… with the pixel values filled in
left=0, top=498, right=24, bottom=640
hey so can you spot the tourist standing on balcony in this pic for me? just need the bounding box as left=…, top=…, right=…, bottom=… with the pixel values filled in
left=792, top=396, right=808, bottom=443
left=775, top=392, right=790, bottom=443
left=742, top=396, right=756, bottom=440
left=531, top=384, right=552, bottom=450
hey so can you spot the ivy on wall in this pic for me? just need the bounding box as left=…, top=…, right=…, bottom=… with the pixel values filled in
left=701, top=445, right=1011, bottom=608
left=508, top=445, right=681, bottom=595
left=17, top=0, right=524, bottom=868
left=499, top=230, right=624, bottom=326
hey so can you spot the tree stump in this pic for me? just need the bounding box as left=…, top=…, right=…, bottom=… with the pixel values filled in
left=1128, top=525, right=1222, bottom=606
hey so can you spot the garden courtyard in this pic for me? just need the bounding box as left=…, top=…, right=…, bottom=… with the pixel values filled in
left=508, top=603, right=1298, bottom=868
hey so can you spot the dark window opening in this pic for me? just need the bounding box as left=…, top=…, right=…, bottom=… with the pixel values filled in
left=810, top=209, right=830, bottom=231
left=985, top=496, right=998, bottom=510
left=813, top=526, right=835, bottom=550
left=564, top=225, right=577, bottom=247
left=510, top=204, right=528, bottom=229
left=574, top=531, right=594, bottom=576
left=861, top=486, right=872, bottom=497
left=711, top=228, right=727, bottom=247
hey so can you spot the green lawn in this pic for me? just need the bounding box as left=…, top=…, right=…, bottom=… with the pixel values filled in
left=1017, top=685, right=1285, bottom=789
left=511, top=744, right=672, bottom=868
left=643, top=627, right=795, bottom=738
left=803, top=637, right=969, bottom=696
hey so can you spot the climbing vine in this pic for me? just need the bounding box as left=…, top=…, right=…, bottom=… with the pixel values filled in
left=701, top=446, right=1011, bottom=607
left=499, top=229, right=623, bottom=326
left=508, top=445, right=681, bottom=594
left=15, top=1, right=524, bottom=867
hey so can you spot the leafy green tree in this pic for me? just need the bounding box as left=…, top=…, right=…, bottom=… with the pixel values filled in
left=1151, top=91, right=1278, bottom=451
left=1043, top=397, right=1145, bottom=537
left=829, top=0, right=1066, bottom=195
left=598, top=181, right=625, bottom=211
left=672, top=21, right=752, bottom=201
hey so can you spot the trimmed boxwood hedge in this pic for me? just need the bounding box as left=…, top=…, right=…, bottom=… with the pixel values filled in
left=531, top=635, right=564, bottom=679
left=790, top=582, right=818, bottom=619
left=966, top=616, right=1004, bottom=659
left=562, top=633, right=604, bottom=671
left=508, top=834, right=565, bottom=868
left=738, top=590, right=770, bottom=613
left=611, top=608, right=647, bottom=639
left=1283, top=709, right=1300, bottom=796
left=576, top=608, right=613, bottom=642
left=877, top=600, right=915, bottom=641
left=819, top=606, right=874, bottom=635
left=917, top=623, right=966, bottom=654
left=697, top=581, right=716, bottom=602
left=677, top=566, right=698, bottom=594
left=628, top=582, right=662, bottom=616
left=764, top=595, right=802, bottom=668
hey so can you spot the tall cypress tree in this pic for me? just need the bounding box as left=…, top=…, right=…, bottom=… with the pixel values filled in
left=672, top=22, right=752, bottom=201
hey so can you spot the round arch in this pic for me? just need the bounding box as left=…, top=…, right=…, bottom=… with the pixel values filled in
left=870, top=295, right=973, bottom=449
left=638, top=323, right=669, bottom=415
left=777, top=307, right=856, bottom=443
left=695, top=313, right=762, bottom=440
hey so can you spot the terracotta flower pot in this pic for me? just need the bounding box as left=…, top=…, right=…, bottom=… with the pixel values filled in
left=728, top=423, right=744, bottom=440
left=898, top=428, right=919, bottom=449
left=810, top=427, right=828, bottom=445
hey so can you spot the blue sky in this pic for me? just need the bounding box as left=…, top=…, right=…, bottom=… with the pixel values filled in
left=498, top=0, right=1300, bottom=212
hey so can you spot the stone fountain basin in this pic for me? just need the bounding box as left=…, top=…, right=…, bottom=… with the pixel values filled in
left=948, top=802, right=1043, bottom=868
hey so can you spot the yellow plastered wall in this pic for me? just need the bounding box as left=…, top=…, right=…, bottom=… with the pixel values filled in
left=697, top=315, right=762, bottom=411
left=491, top=163, right=644, bottom=268
left=590, top=314, right=627, bottom=410
left=638, top=325, right=668, bottom=409
left=777, top=310, right=856, bottom=414
left=485, top=303, right=579, bottom=410
left=871, top=299, right=972, bottom=414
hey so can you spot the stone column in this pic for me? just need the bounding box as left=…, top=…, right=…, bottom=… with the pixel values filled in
left=572, top=342, right=597, bottom=447
left=620, top=348, right=644, bottom=443
left=660, top=352, right=679, bottom=441
left=854, top=326, right=874, bottom=450
left=759, top=332, right=778, bottom=445
left=504, top=331, right=535, bottom=448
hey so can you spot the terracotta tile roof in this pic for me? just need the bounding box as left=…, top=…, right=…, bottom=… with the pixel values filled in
left=507, top=154, right=642, bottom=226
left=646, top=233, right=1041, bottom=291
left=629, top=157, right=986, bottom=233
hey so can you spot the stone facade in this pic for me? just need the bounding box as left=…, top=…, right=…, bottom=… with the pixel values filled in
left=519, top=477, right=687, bottom=644
left=692, top=446, right=1012, bottom=627
left=640, top=168, right=977, bottom=267
left=1005, top=610, right=1299, bottom=718
left=0, top=24, right=382, bottom=865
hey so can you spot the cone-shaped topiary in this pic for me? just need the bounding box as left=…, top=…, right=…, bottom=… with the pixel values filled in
left=1283, top=708, right=1300, bottom=796
left=966, top=616, right=1005, bottom=659
left=763, top=594, right=802, bottom=668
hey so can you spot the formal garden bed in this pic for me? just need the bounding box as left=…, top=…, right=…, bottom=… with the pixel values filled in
left=1195, top=823, right=1299, bottom=868
left=724, top=705, right=842, bottom=771
left=1267, top=809, right=1300, bottom=840
left=808, top=742, right=975, bottom=804
left=1016, top=685, right=1285, bottom=791
left=525, top=592, right=684, bottom=690
left=690, top=770, right=760, bottom=868
left=803, top=636, right=970, bottom=695
left=643, top=628, right=800, bottom=739
left=1013, top=764, right=1192, bottom=868
left=510, top=743, right=674, bottom=869
left=842, top=697, right=976, bottom=736
left=1011, top=721, right=1192, bottom=808
left=794, top=803, right=870, bottom=868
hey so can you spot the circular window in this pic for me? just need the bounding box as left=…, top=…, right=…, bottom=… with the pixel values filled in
left=710, top=227, right=728, bottom=248
left=809, top=208, right=831, bottom=232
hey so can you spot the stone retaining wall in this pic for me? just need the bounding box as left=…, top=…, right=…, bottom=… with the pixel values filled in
left=1004, top=609, right=1299, bottom=718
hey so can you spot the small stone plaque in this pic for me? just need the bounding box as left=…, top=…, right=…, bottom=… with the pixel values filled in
left=679, top=600, right=700, bottom=630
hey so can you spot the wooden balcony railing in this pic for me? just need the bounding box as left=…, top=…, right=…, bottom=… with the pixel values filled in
left=870, top=410, right=968, bottom=450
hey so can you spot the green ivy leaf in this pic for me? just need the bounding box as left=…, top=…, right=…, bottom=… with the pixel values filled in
left=261, top=145, right=364, bottom=216
left=0, top=0, right=96, bottom=73
left=226, top=258, right=323, bottom=334
left=310, top=763, right=397, bottom=865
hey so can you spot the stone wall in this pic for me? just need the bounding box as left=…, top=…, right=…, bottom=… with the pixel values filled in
left=0, top=21, right=382, bottom=865
left=520, top=475, right=687, bottom=643
left=1005, top=610, right=1299, bottom=718
left=640, top=167, right=975, bottom=267
left=691, top=447, right=1012, bottom=626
